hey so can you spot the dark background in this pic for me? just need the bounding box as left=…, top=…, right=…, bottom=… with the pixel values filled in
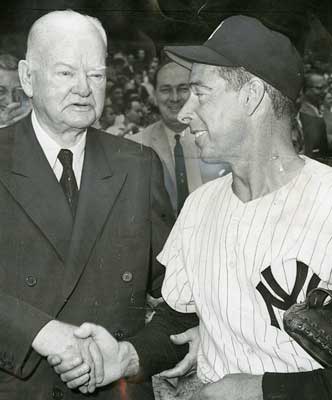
left=0, top=0, right=332, bottom=62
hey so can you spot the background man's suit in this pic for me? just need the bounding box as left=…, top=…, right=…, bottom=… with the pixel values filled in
left=0, top=115, right=176, bottom=399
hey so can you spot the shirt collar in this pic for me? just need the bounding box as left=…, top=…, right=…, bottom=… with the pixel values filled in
left=31, top=110, right=87, bottom=169
left=163, top=122, right=188, bottom=139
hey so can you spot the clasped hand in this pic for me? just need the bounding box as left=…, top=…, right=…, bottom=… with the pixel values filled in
left=35, top=321, right=139, bottom=394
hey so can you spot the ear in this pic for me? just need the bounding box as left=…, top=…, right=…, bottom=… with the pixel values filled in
left=240, top=78, right=265, bottom=116
left=18, top=60, right=34, bottom=98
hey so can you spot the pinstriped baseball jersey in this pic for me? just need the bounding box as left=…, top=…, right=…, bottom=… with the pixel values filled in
left=158, top=156, right=332, bottom=383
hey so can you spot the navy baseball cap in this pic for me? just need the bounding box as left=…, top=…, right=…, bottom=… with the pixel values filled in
left=164, top=15, right=303, bottom=101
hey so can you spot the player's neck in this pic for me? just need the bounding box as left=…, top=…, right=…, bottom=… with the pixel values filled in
left=231, top=123, right=304, bottom=203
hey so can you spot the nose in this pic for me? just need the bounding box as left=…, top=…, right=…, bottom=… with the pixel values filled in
left=169, top=88, right=179, bottom=102
left=177, top=92, right=197, bottom=124
left=72, top=72, right=91, bottom=97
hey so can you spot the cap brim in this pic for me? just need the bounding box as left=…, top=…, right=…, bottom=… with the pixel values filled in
left=164, top=45, right=235, bottom=69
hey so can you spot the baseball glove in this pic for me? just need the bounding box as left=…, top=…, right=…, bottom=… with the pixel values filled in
left=283, top=287, right=332, bottom=367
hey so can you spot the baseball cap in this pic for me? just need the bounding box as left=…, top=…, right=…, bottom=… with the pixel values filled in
left=164, top=15, right=303, bottom=101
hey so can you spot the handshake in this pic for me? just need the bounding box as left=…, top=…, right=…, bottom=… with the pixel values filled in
left=32, top=320, right=140, bottom=394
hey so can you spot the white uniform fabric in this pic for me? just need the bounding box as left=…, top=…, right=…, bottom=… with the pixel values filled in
left=159, top=156, right=332, bottom=383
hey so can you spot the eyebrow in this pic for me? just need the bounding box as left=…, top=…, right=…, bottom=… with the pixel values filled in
left=54, top=63, right=106, bottom=71
left=159, top=83, right=189, bottom=88
left=190, top=81, right=212, bottom=90
left=54, top=63, right=75, bottom=69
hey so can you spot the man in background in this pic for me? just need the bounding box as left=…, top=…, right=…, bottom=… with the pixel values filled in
left=130, top=61, right=228, bottom=215
left=300, top=71, right=329, bottom=159
left=0, top=53, right=31, bottom=127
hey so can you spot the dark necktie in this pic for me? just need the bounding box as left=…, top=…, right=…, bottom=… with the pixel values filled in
left=174, top=134, right=189, bottom=214
left=57, top=149, right=78, bottom=216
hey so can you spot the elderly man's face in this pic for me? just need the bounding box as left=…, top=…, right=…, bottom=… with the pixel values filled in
left=28, top=28, right=106, bottom=134
left=181, top=63, right=243, bottom=163
left=155, top=62, right=190, bottom=129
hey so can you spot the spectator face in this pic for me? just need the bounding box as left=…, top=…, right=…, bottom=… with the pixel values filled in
left=134, top=72, right=143, bottom=85
left=305, top=74, right=328, bottom=107
left=111, top=87, right=124, bottom=107
left=0, top=68, right=22, bottom=107
left=155, top=62, right=190, bottom=130
left=324, top=91, right=332, bottom=109
left=19, top=19, right=106, bottom=135
left=127, top=100, right=143, bottom=125
left=147, top=67, right=156, bottom=83
left=0, top=67, right=30, bottom=126
left=127, top=54, right=135, bottom=65
left=102, top=105, right=116, bottom=126
left=150, top=57, right=159, bottom=69
left=137, top=49, right=145, bottom=61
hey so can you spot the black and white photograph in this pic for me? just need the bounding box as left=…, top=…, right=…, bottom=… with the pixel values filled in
left=0, top=1, right=331, bottom=399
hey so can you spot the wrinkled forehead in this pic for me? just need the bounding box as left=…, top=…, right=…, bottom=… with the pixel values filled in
left=190, top=63, right=220, bottom=86
left=45, top=36, right=106, bottom=69
left=33, top=19, right=106, bottom=69
left=157, top=62, right=190, bottom=87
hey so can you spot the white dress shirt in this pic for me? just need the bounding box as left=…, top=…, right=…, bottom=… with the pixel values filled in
left=31, top=111, right=86, bottom=188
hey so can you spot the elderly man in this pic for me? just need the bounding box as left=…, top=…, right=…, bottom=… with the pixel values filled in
left=0, top=9, right=199, bottom=400
left=0, top=53, right=31, bottom=127
left=55, top=15, right=332, bottom=400
left=129, top=60, right=227, bottom=215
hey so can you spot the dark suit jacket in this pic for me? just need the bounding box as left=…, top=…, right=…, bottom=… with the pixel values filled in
left=0, top=115, right=175, bottom=399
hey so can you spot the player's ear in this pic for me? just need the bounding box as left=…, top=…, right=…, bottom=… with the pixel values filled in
left=18, top=60, right=34, bottom=98
left=240, top=78, right=265, bottom=116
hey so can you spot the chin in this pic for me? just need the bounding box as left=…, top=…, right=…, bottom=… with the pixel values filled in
left=66, top=115, right=96, bottom=130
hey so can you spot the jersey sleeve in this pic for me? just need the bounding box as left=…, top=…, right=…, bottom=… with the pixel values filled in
left=158, top=197, right=196, bottom=314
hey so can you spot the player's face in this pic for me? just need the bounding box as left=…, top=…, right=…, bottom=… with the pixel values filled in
left=27, top=29, right=106, bottom=135
left=184, top=63, right=244, bottom=163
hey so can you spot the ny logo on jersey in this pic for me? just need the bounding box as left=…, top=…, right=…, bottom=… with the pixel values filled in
left=256, top=261, right=320, bottom=329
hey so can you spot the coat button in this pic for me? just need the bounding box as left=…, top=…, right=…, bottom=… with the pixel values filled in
left=4, top=360, right=13, bottom=370
left=122, top=271, right=133, bottom=282
left=25, top=276, right=37, bottom=287
left=52, top=387, right=64, bottom=399
left=114, top=329, right=124, bottom=340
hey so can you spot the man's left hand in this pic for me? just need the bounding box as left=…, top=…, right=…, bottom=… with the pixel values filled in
left=191, top=373, right=263, bottom=400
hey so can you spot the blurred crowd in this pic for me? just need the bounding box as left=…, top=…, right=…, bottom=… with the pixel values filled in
left=293, top=57, right=332, bottom=163
left=95, top=49, right=161, bottom=136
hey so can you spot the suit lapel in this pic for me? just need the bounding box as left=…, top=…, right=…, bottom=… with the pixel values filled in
left=151, top=122, right=176, bottom=185
left=62, top=129, right=127, bottom=301
left=0, top=116, right=73, bottom=262
left=150, top=122, right=177, bottom=213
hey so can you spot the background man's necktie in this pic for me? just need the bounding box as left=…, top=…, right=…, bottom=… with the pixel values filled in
left=57, top=149, right=78, bottom=216
left=174, top=134, right=189, bottom=214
